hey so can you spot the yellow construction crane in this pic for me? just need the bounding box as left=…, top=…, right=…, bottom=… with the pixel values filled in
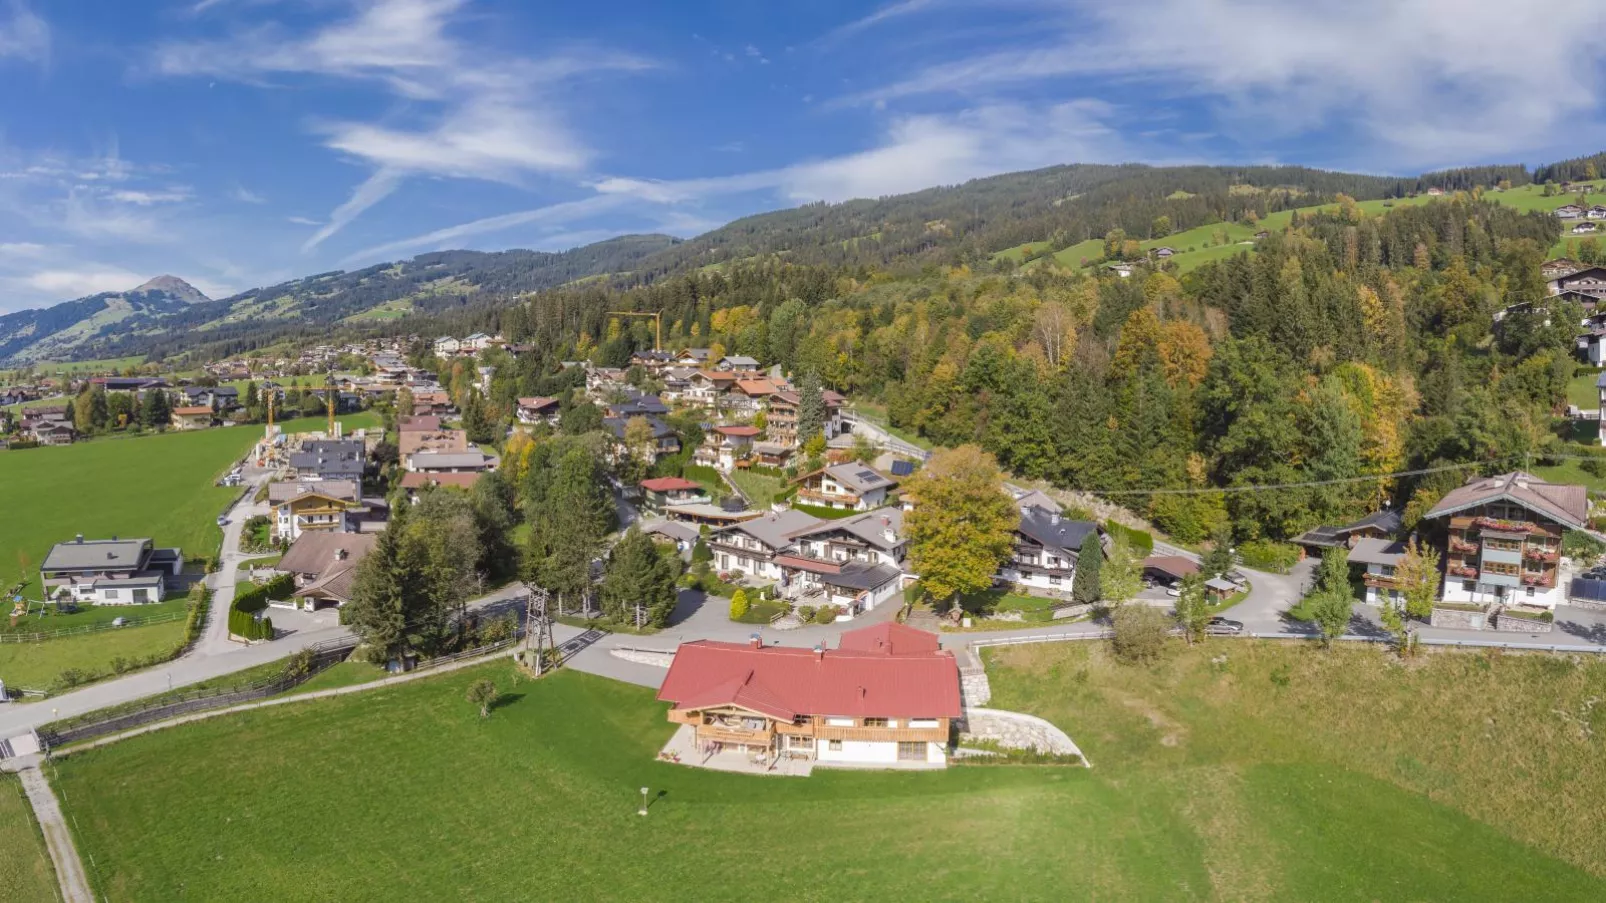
left=609, top=310, right=663, bottom=351
left=325, top=370, right=337, bottom=436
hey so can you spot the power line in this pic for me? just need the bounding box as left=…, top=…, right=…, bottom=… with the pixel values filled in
left=1075, top=458, right=1513, bottom=498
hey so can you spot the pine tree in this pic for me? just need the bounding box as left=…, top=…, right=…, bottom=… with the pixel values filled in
left=345, top=505, right=415, bottom=660
left=1072, top=531, right=1103, bottom=605
left=797, top=370, right=826, bottom=444
left=602, top=527, right=679, bottom=626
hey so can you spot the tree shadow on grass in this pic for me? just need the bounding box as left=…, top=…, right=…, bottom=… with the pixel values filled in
left=488, top=692, right=525, bottom=714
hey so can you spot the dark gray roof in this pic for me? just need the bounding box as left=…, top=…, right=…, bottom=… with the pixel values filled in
left=1015, top=506, right=1099, bottom=555
left=719, top=509, right=823, bottom=550
left=792, top=507, right=904, bottom=550
left=42, top=538, right=153, bottom=573
left=1348, top=538, right=1407, bottom=567
left=1341, top=509, right=1402, bottom=536
left=818, top=561, right=902, bottom=592
left=603, top=415, right=676, bottom=440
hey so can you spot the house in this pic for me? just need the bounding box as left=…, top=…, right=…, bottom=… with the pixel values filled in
left=687, top=370, right=738, bottom=409
left=775, top=509, right=909, bottom=618
left=766, top=389, right=845, bottom=448
left=1152, top=247, right=1176, bottom=258
left=516, top=396, right=561, bottom=426
left=731, top=379, right=779, bottom=413
left=717, top=355, right=761, bottom=371
left=795, top=463, right=897, bottom=511
left=1573, top=222, right=1600, bottom=234
left=399, top=471, right=483, bottom=501
left=603, top=415, right=681, bottom=463
left=697, top=425, right=760, bottom=469
left=1589, top=206, right=1606, bottom=220
left=1556, top=204, right=1585, bottom=219
left=39, top=536, right=183, bottom=604
left=289, top=439, right=366, bottom=482
left=665, top=501, right=765, bottom=528
left=170, top=405, right=214, bottom=431
left=1142, top=555, right=1200, bottom=587
left=411, top=391, right=454, bottom=416
left=462, top=332, right=498, bottom=353
left=433, top=336, right=462, bottom=356
left=586, top=367, right=629, bottom=396
left=660, top=367, right=698, bottom=402
left=1292, top=509, right=1404, bottom=556
left=1425, top=472, right=1585, bottom=610
left=631, top=350, right=674, bottom=370
left=1350, top=538, right=1410, bottom=607
left=751, top=442, right=795, bottom=468
left=1254, top=230, right=1271, bottom=239
left=643, top=519, right=699, bottom=553
left=399, top=428, right=469, bottom=465
left=26, top=420, right=76, bottom=446
left=607, top=393, right=670, bottom=418
left=640, top=476, right=709, bottom=513
left=1426, top=187, right=1445, bottom=197
left=268, top=479, right=363, bottom=542
left=278, top=531, right=378, bottom=611
left=1543, top=258, right=1585, bottom=280
left=709, top=509, right=824, bottom=581
left=180, top=386, right=238, bottom=411
left=398, top=414, right=443, bottom=433
left=656, top=623, right=960, bottom=767
left=1104, top=262, right=1137, bottom=278
left=90, top=376, right=169, bottom=394
left=675, top=348, right=713, bottom=367
left=407, top=451, right=492, bottom=474
left=998, top=505, right=1105, bottom=594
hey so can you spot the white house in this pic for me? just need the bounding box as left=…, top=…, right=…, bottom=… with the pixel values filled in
left=39, top=537, right=183, bottom=604
left=1425, top=472, right=1584, bottom=611
left=268, top=480, right=362, bottom=542
left=709, top=510, right=823, bottom=582
left=1349, top=537, right=1408, bottom=607
left=795, top=463, right=897, bottom=511
left=997, top=505, right=1105, bottom=594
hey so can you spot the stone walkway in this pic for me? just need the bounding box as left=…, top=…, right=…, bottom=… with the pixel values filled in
left=19, top=764, right=93, bottom=903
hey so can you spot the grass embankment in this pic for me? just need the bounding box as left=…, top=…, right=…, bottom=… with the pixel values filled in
left=52, top=649, right=1606, bottom=901
left=726, top=468, right=786, bottom=508
left=0, top=774, right=58, bottom=901
left=986, top=641, right=1606, bottom=897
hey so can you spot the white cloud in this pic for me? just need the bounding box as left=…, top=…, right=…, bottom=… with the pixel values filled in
left=845, top=0, right=1606, bottom=167
left=16, top=266, right=145, bottom=298
left=817, top=0, right=935, bottom=46
left=286, top=215, right=323, bottom=226
left=152, top=0, right=653, bottom=247
left=105, top=188, right=191, bottom=206
left=230, top=185, right=268, bottom=204
left=0, top=241, right=47, bottom=257
left=361, top=100, right=1132, bottom=260
left=0, top=0, right=48, bottom=64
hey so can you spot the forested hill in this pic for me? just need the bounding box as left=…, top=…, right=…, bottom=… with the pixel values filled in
left=453, top=190, right=1576, bottom=550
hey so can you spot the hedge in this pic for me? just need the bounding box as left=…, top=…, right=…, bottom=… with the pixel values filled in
left=228, top=608, right=275, bottom=641
left=1104, top=521, right=1154, bottom=556
left=1238, top=539, right=1299, bottom=574
left=233, top=573, right=294, bottom=614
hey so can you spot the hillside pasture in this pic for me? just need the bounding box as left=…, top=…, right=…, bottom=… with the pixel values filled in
left=51, top=642, right=1606, bottom=902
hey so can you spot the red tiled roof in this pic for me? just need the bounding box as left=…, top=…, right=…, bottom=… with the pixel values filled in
left=657, top=626, right=960, bottom=720
left=518, top=396, right=558, bottom=409
left=836, top=622, right=941, bottom=656
left=735, top=379, right=778, bottom=396
left=400, top=471, right=482, bottom=490
left=715, top=425, right=761, bottom=437
left=172, top=406, right=212, bottom=416
left=641, top=476, right=701, bottom=492
left=398, top=415, right=441, bottom=432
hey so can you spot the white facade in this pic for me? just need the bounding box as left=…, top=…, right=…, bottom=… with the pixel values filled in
left=813, top=733, right=946, bottom=765
left=1441, top=575, right=1564, bottom=610
left=1362, top=563, right=1402, bottom=607
left=997, top=565, right=1071, bottom=593
left=68, top=580, right=166, bottom=605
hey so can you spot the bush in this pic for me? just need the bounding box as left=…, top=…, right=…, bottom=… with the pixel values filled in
left=799, top=605, right=817, bottom=621
left=1563, top=530, right=1606, bottom=561
left=1110, top=604, right=1171, bottom=664
left=1103, top=521, right=1154, bottom=556
left=1584, top=457, right=1606, bottom=479
left=729, top=589, right=750, bottom=620
left=813, top=605, right=838, bottom=624
left=690, top=537, right=713, bottom=565
left=233, top=573, right=295, bottom=613
left=1237, top=540, right=1299, bottom=574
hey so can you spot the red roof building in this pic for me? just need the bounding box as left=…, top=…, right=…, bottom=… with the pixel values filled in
left=657, top=624, right=960, bottom=767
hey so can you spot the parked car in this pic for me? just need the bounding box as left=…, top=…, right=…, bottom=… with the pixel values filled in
left=111, top=616, right=127, bottom=627
left=216, top=515, right=230, bottom=527
left=1206, top=616, right=1245, bottom=635
left=1165, top=586, right=1181, bottom=597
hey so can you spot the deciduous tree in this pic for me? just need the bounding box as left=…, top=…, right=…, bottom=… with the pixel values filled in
left=905, top=445, right=1018, bottom=607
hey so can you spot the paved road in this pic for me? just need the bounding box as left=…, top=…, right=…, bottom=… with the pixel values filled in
left=18, top=764, right=93, bottom=903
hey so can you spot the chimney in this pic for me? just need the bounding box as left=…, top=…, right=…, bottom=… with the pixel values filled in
left=1050, top=512, right=1061, bottom=525
left=749, top=632, right=762, bottom=649
left=814, top=643, right=825, bottom=661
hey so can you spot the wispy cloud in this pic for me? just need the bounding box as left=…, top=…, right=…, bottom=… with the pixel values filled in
left=816, top=0, right=935, bottom=46
left=229, top=185, right=268, bottom=204
left=358, top=99, right=1134, bottom=261
left=0, top=0, right=48, bottom=64
left=842, top=0, right=1606, bottom=167
left=152, top=0, right=654, bottom=249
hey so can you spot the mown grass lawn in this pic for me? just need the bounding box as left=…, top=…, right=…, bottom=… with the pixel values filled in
left=54, top=642, right=1606, bottom=901
left=726, top=467, right=785, bottom=508
left=1, top=599, right=189, bottom=636
left=0, top=617, right=187, bottom=690
left=0, top=774, right=57, bottom=901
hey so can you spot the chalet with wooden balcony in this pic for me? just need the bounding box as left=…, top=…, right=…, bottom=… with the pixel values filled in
left=1424, top=472, right=1587, bottom=610
left=657, top=624, right=961, bottom=769
left=1292, top=509, right=1403, bottom=556
left=639, top=476, right=709, bottom=514
left=1349, top=537, right=1409, bottom=606
left=694, top=425, right=759, bottom=469
left=709, top=509, right=824, bottom=581
left=774, top=508, right=910, bottom=618
left=764, top=389, right=846, bottom=449
left=268, top=480, right=365, bottom=542
left=998, top=505, right=1105, bottom=594
left=795, top=462, right=897, bottom=511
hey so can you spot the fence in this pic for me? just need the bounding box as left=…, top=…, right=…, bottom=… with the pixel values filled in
left=0, top=610, right=186, bottom=644
left=37, top=635, right=360, bottom=748
left=967, top=627, right=1606, bottom=656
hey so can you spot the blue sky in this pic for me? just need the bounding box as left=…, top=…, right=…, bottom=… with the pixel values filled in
left=3, top=0, right=1606, bottom=312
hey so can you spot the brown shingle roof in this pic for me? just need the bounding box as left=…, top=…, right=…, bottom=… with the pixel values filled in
left=1423, top=471, right=1588, bottom=529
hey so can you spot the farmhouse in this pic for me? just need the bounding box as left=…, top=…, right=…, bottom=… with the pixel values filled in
left=696, top=425, right=760, bottom=469
left=1292, top=509, right=1403, bottom=556
left=278, top=531, right=377, bottom=611
left=657, top=623, right=961, bottom=768
left=268, top=479, right=363, bottom=542
left=39, top=536, right=183, bottom=604
left=1556, top=204, right=1585, bottom=219
left=795, top=462, right=897, bottom=511
left=1573, top=222, right=1599, bottom=234
left=709, top=509, right=823, bottom=581
left=1425, top=471, right=1585, bottom=610
left=516, top=396, right=560, bottom=425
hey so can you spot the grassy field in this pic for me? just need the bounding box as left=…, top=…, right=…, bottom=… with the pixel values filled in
left=0, top=618, right=188, bottom=690
left=50, top=645, right=1606, bottom=901
left=0, top=774, right=57, bottom=902
left=1567, top=369, right=1602, bottom=410
left=1532, top=458, right=1606, bottom=492
left=726, top=467, right=786, bottom=508
left=2, top=599, right=189, bottom=636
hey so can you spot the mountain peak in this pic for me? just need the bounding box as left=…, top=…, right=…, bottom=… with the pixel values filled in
left=132, top=275, right=210, bottom=304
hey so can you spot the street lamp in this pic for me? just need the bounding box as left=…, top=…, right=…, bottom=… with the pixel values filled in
left=638, top=786, right=650, bottom=817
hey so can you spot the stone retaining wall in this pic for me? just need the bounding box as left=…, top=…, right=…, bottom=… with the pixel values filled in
left=1494, top=613, right=1555, bottom=633
left=1052, top=603, right=1094, bottom=620
left=958, top=707, right=1085, bottom=762
left=609, top=647, right=676, bottom=668
left=1430, top=607, right=1486, bottom=631
left=1569, top=598, right=1606, bottom=612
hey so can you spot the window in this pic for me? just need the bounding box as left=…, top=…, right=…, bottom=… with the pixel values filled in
left=828, top=739, right=843, bottom=751
left=862, top=718, right=889, bottom=728
left=1525, top=587, right=1535, bottom=597
left=825, top=717, right=855, bottom=727
left=1049, top=574, right=1061, bottom=585
left=897, top=741, right=926, bottom=761
left=103, top=589, right=119, bottom=600
left=1462, top=581, right=1475, bottom=593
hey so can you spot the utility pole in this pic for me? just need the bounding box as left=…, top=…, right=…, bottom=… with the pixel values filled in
left=522, top=584, right=557, bottom=676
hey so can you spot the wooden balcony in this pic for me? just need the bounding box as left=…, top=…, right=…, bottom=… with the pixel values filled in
left=695, top=724, right=775, bottom=746
left=797, top=488, right=861, bottom=507
left=1362, top=573, right=1399, bottom=589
